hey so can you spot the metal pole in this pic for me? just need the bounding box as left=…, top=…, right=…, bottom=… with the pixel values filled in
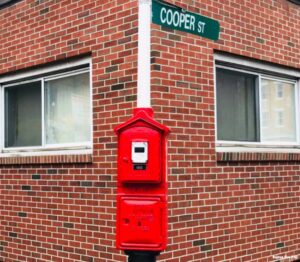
left=125, top=250, right=160, bottom=262
left=137, top=0, right=151, bottom=108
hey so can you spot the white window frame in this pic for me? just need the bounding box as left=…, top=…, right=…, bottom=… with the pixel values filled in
left=214, top=53, right=300, bottom=153
left=0, top=57, right=93, bottom=157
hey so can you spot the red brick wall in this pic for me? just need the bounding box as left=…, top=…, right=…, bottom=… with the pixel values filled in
left=0, top=0, right=138, bottom=261
left=0, top=0, right=299, bottom=261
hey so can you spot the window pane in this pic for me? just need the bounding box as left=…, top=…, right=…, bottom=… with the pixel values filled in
left=5, top=82, right=42, bottom=147
left=0, top=0, right=13, bottom=7
left=261, top=79, right=296, bottom=142
left=217, top=68, right=258, bottom=141
left=45, top=72, right=91, bottom=145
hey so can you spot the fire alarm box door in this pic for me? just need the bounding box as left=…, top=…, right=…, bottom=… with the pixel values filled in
left=117, top=196, right=165, bottom=250
left=118, top=126, right=161, bottom=183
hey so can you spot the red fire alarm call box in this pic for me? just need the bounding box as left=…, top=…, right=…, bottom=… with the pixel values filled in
left=114, top=108, right=169, bottom=251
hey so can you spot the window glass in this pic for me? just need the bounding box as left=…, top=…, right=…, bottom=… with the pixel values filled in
left=276, top=84, right=284, bottom=98
left=44, top=72, right=91, bottom=145
left=2, top=66, right=91, bottom=151
left=5, top=82, right=42, bottom=147
left=216, top=65, right=298, bottom=145
left=216, top=68, right=258, bottom=142
left=260, top=79, right=296, bottom=142
left=0, top=0, right=14, bottom=6
left=288, top=0, right=300, bottom=5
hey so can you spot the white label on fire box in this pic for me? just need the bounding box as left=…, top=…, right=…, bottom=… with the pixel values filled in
left=132, top=142, right=148, bottom=164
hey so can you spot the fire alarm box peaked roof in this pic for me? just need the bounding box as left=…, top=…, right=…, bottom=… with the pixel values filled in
left=114, top=108, right=169, bottom=135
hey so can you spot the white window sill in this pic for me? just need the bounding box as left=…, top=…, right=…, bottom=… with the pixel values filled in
left=216, top=144, right=300, bottom=162
left=216, top=145, right=300, bottom=154
left=0, top=148, right=93, bottom=165
left=0, top=148, right=92, bottom=157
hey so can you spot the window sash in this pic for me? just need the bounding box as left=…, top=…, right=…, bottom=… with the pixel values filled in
left=44, top=71, right=91, bottom=146
left=216, top=65, right=299, bottom=146
left=1, top=68, right=92, bottom=152
left=259, top=76, right=298, bottom=144
left=4, top=81, right=42, bottom=148
left=216, top=68, right=259, bottom=142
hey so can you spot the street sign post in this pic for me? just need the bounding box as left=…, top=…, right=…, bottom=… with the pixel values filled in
left=152, top=0, right=220, bottom=41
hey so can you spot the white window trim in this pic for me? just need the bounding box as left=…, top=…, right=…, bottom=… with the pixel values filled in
left=214, top=53, right=300, bottom=78
left=214, top=54, right=300, bottom=153
left=0, top=57, right=93, bottom=157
